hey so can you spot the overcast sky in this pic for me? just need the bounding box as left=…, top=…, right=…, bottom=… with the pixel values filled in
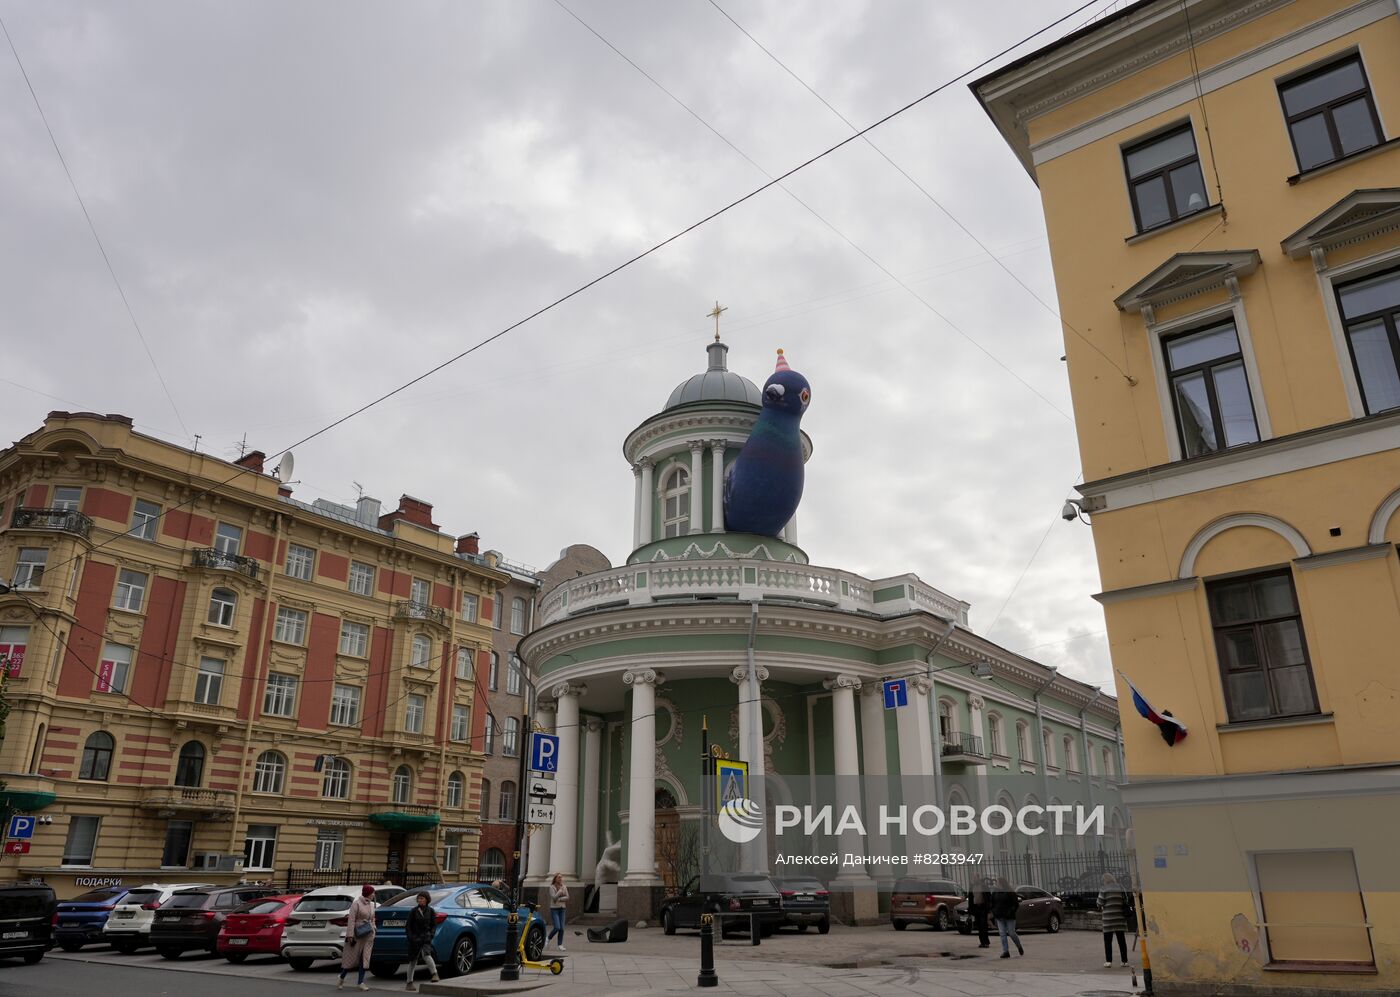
left=0, top=0, right=1120, bottom=689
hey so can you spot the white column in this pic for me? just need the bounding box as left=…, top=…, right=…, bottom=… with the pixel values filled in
left=709, top=441, right=725, bottom=533
left=967, top=693, right=991, bottom=859
left=730, top=664, right=770, bottom=873
left=638, top=458, right=654, bottom=546
left=548, top=683, right=585, bottom=881
left=524, top=701, right=556, bottom=886
left=581, top=718, right=603, bottom=879
left=631, top=464, right=642, bottom=549
left=860, top=685, right=894, bottom=879
left=825, top=675, right=870, bottom=879
left=688, top=442, right=704, bottom=534
left=622, top=668, right=663, bottom=884
left=896, top=677, right=935, bottom=859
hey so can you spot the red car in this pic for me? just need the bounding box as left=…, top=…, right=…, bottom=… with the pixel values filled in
left=216, top=894, right=302, bottom=963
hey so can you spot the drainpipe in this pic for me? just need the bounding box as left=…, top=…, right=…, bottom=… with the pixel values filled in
left=1031, top=668, right=1059, bottom=860
left=432, top=570, right=461, bottom=881
left=1078, top=689, right=1101, bottom=852
left=924, top=618, right=958, bottom=824
left=744, top=602, right=766, bottom=874
left=1115, top=723, right=1125, bottom=783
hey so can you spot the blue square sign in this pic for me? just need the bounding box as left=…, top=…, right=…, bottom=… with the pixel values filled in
left=530, top=733, right=560, bottom=774
left=6, top=815, right=34, bottom=840
left=883, top=679, right=908, bottom=710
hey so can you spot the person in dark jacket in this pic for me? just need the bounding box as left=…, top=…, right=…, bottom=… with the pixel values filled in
left=991, top=878, right=1023, bottom=958
left=1098, top=873, right=1131, bottom=967
left=404, top=891, right=440, bottom=992
left=969, top=878, right=992, bottom=948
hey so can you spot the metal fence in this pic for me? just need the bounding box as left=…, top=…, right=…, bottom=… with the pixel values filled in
left=281, top=866, right=468, bottom=893
left=968, top=849, right=1137, bottom=905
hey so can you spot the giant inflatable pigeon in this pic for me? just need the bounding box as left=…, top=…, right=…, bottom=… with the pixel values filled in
left=723, top=349, right=810, bottom=537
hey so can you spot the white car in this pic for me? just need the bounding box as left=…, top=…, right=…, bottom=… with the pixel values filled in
left=103, top=883, right=215, bottom=954
left=281, top=885, right=360, bottom=971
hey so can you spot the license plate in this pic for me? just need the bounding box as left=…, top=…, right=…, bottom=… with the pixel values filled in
left=2, top=931, right=28, bottom=939
left=116, top=911, right=135, bottom=919
left=750, top=900, right=769, bottom=907
left=901, top=901, right=918, bottom=907
left=228, top=938, right=248, bottom=945
left=383, top=919, right=405, bottom=927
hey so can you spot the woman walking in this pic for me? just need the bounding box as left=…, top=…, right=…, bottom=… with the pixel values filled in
left=991, top=877, right=1024, bottom=958
left=405, top=891, right=441, bottom=992
left=547, top=873, right=569, bottom=952
left=338, top=884, right=377, bottom=991
left=1099, top=872, right=1131, bottom=967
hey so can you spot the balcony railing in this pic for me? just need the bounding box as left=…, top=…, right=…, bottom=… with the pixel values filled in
left=939, top=732, right=987, bottom=761
left=393, top=601, right=447, bottom=626
left=10, top=507, right=92, bottom=540
left=139, top=784, right=236, bottom=818
left=190, top=547, right=260, bottom=580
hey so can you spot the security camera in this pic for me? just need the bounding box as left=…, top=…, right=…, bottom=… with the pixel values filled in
left=1061, top=500, right=1081, bottom=522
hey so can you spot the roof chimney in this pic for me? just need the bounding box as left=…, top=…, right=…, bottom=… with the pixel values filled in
left=378, top=494, right=439, bottom=532
left=456, top=533, right=481, bottom=555
left=356, top=495, right=382, bottom=528
left=234, top=450, right=266, bottom=474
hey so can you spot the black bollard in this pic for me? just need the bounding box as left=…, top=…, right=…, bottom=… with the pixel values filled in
left=501, top=908, right=520, bottom=981
left=697, top=913, right=718, bottom=987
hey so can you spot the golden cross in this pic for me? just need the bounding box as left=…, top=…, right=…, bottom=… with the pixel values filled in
left=707, top=301, right=728, bottom=341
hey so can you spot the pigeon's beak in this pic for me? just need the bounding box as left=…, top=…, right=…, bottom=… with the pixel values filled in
left=764, top=383, right=785, bottom=402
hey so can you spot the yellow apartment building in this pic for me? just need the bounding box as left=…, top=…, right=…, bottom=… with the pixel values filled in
left=0, top=411, right=506, bottom=897
left=975, top=0, right=1400, bottom=992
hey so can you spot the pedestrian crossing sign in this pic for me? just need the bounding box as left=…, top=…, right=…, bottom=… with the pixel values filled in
left=715, top=758, right=748, bottom=807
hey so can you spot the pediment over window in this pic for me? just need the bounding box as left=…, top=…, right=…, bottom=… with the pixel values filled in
left=1115, top=250, right=1261, bottom=314
left=1282, top=188, right=1400, bottom=262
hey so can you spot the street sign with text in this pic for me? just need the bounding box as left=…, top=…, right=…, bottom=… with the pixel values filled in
left=526, top=802, right=556, bottom=825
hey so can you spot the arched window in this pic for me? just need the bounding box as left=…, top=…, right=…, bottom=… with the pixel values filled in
left=392, top=765, right=412, bottom=805
left=484, top=714, right=496, bottom=754
left=479, top=778, right=492, bottom=821
left=1087, top=745, right=1098, bottom=776
left=987, top=713, right=1004, bottom=756
left=506, top=655, right=522, bottom=696
left=1042, top=728, right=1056, bottom=769
left=446, top=771, right=464, bottom=809
left=411, top=635, right=431, bottom=668
left=79, top=731, right=114, bottom=781
left=174, top=741, right=205, bottom=787
left=937, top=699, right=956, bottom=742
left=322, top=757, right=351, bottom=799
left=488, top=652, right=499, bottom=691
left=1103, top=746, right=1115, bottom=780
left=662, top=466, right=690, bottom=537
left=498, top=780, right=517, bottom=821
left=493, top=592, right=504, bottom=631
left=510, top=597, right=526, bottom=635
left=253, top=751, right=286, bottom=794
left=207, top=588, right=237, bottom=627
left=503, top=717, right=520, bottom=756
left=1015, top=721, right=1030, bottom=761
left=481, top=847, right=506, bottom=880
left=1063, top=735, right=1077, bottom=773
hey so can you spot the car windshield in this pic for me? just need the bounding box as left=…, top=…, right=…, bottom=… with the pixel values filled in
left=164, top=893, right=210, bottom=908
left=238, top=899, right=285, bottom=914
left=122, top=890, right=161, bottom=906
left=384, top=888, right=456, bottom=910
left=727, top=876, right=776, bottom=894
left=294, top=895, right=354, bottom=912
left=778, top=879, right=823, bottom=891
left=0, top=890, right=53, bottom=916
left=67, top=889, right=123, bottom=904
left=892, top=879, right=935, bottom=893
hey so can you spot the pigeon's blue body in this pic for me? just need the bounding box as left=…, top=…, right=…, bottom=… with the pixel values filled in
left=723, top=353, right=810, bottom=538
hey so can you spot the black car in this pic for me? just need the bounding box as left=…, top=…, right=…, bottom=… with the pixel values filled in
left=775, top=877, right=830, bottom=934
left=151, top=886, right=277, bottom=959
left=660, top=874, right=784, bottom=938
left=53, top=886, right=130, bottom=951
left=0, top=883, right=56, bottom=964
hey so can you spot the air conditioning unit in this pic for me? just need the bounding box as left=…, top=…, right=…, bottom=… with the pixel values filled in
left=192, top=852, right=220, bottom=870
left=192, top=852, right=245, bottom=872
left=216, top=854, right=245, bottom=873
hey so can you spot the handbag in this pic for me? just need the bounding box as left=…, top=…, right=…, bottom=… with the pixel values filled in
left=355, top=918, right=374, bottom=938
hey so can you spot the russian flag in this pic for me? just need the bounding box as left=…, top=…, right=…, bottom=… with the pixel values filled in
left=1119, top=671, right=1188, bottom=746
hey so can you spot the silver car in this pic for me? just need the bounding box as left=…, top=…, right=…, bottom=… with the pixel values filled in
left=103, top=883, right=215, bottom=954
left=280, top=885, right=360, bottom=971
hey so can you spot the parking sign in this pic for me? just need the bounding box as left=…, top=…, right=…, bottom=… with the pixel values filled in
left=530, top=732, right=560, bottom=774
left=6, top=815, right=35, bottom=840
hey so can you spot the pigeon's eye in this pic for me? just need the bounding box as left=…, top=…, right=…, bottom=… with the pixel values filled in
left=800, top=388, right=810, bottom=404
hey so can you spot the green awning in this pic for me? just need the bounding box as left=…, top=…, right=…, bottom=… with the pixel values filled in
left=2, top=790, right=57, bottom=812
left=368, top=811, right=441, bottom=833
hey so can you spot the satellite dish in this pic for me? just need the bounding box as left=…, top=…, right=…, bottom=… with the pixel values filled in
left=273, top=451, right=296, bottom=483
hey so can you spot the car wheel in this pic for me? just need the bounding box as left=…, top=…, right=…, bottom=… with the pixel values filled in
left=451, top=934, right=476, bottom=976
left=58, top=940, right=84, bottom=953
left=525, top=924, right=545, bottom=961
left=369, top=962, right=400, bottom=979
left=157, top=947, right=182, bottom=960
left=287, top=957, right=314, bottom=971
left=1047, top=912, right=1061, bottom=934
left=817, top=917, right=830, bottom=936
left=662, top=910, right=676, bottom=936
left=224, top=952, right=247, bottom=964
left=892, top=919, right=907, bottom=931
left=935, top=908, right=952, bottom=931
left=22, top=951, right=43, bottom=965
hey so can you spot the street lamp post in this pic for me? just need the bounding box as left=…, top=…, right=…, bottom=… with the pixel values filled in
left=697, top=716, right=718, bottom=988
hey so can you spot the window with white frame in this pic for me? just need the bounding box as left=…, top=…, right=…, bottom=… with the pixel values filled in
left=207, top=587, right=237, bottom=627
left=252, top=751, right=286, bottom=794
left=1016, top=721, right=1030, bottom=761
left=460, top=593, right=478, bottom=623
left=662, top=466, right=690, bottom=537
left=98, top=642, right=132, bottom=694
left=348, top=560, right=375, bottom=596
left=497, top=780, right=517, bottom=821
left=214, top=523, right=243, bottom=556
left=130, top=499, right=160, bottom=540
left=62, top=815, right=100, bottom=866
left=14, top=548, right=47, bottom=590
left=493, top=592, right=503, bottom=630
left=113, top=569, right=147, bottom=612
left=330, top=684, right=361, bottom=727
left=314, top=828, right=343, bottom=871
left=1335, top=266, right=1400, bottom=415
left=481, top=847, right=505, bottom=879
left=503, top=716, right=520, bottom=757
left=937, top=699, right=954, bottom=742
left=194, top=657, right=224, bottom=706
left=243, top=824, right=277, bottom=870
left=506, top=654, right=522, bottom=695
left=1063, top=735, right=1078, bottom=773
left=339, top=620, right=369, bottom=657
left=1103, top=747, right=1115, bottom=780
left=411, top=634, right=432, bottom=668
left=285, top=543, right=315, bottom=581
left=988, top=713, right=1005, bottom=756
left=405, top=695, right=426, bottom=734
left=488, top=652, right=499, bottom=690
left=273, top=607, right=307, bottom=644
left=455, top=647, right=473, bottom=681
left=451, top=704, right=470, bottom=742
left=392, top=765, right=412, bottom=804
left=483, top=714, right=495, bottom=755
left=442, top=832, right=462, bottom=873
left=446, top=771, right=464, bottom=808
left=510, top=597, right=526, bottom=635
left=410, top=577, right=431, bottom=609
left=322, top=757, right=351, bottom=799
left=1042, top=728, right=1057, bottom=769
left=52, top=487, right=82, bottom=511
left=479, top=778, right=492, bottom=820
left=263, top=674, right=297, bottom=717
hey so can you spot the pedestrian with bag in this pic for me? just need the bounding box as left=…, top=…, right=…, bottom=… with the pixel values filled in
left=547, top=872, right=569, bottom=951
left=969, top=878, right=991, bottom=949
left=991, top=877, right=1023, bottom=958
left=1099, top=872, right=1130, bottom=968
left=404, top=890, right=441, bottom=991
left=338, top=884, right=377, bottom=991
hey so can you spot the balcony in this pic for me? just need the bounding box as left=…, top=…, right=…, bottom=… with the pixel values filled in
left=0, top=773, right=57, bottom=812
left=393, top=601, right=447, bottom=626
left=190, top=547, right=260, bottom=580
left=139, top=784, right=236, bottom=819
left=939, top=733, right=988, bottom=764
left=10, top=507, right=92, bottom=540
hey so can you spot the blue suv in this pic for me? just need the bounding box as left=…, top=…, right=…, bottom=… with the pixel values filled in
left=54, top=886, right=130, bottom=951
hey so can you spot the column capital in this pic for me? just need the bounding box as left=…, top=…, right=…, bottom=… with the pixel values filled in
left=631, top=463, right=642, bottom=478
left=730, top=664, right=769, bottom=686
left=637, top=456, right=654, bottom=469
left=709, top=439, right=725, bottom=452
left=584, top=717, right=605, bottom=734
left=910, top=676, right=933, bottom=696
left=623, top=668, right=664, bottom=687
left=823, top=674, right=862, bottom=692
left=689, top=440, right=706, bottom=454
left=551, top=681, right=587, bottom=701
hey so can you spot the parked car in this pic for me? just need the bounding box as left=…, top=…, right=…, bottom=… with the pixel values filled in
left=890, top=877, right=964, bottom=931
left=215, top=894, right=301, bottom=963
left=369, top=883, right=547, bottom=979
left=151, top=885, right=278, bottom=959
left=775, top=877, right=830, bottom=934
left=955, top=884, right=1064, bottom=934
left=280, top=885, right=361, bottom=971
left=104, top=883, right=216, bottom=953
left=53, top=886, right=130, bottom=951
left=660, top=873, right=784, bottom=938
left=0, top=883, right=55, bottom=964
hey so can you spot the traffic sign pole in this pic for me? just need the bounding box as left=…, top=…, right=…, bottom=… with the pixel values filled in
left=501, top=711, right=530, bottom=983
